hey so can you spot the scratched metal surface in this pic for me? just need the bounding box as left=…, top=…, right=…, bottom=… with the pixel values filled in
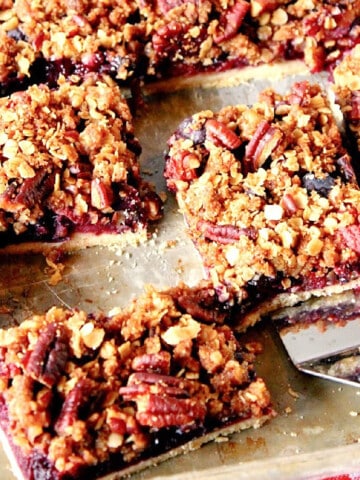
left=1, top=73, right=360, bottom=480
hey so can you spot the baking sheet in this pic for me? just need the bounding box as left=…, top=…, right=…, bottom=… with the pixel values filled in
left=1, top=72, right=360, bottom=480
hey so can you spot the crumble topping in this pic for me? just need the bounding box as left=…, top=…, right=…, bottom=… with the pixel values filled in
left=144, top=0, right=360, bottom=79
left=0, top=0, right=147, bottom=84
left=0, top=283, right=272, bottom=478
left=164, top=81, right=360, bottom=299
left=0, top=0, right=359, bottom=92
left=0, top=73, right=162, bottom=248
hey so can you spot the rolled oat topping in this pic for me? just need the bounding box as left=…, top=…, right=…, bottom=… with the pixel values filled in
left=0, top=0, right=147, bottom=91
left=164, top=81, right=360, bottom=303
left=0, top=0, right=359, bottom=92
left=0, top=283, right=272, bottom=479
left=0, top=73, right=162, bottom=250
left=144, top=0, right=360, bottom=78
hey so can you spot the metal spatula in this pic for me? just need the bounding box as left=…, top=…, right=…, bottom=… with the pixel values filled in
left=271, top=290, right=360, bottom=387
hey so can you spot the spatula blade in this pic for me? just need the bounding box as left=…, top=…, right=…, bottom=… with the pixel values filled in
left=271, top=290, right=360, bottom=387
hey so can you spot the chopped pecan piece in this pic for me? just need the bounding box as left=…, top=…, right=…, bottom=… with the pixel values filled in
left=15, top=169, right=56, bottom=210
left=336, top=154, right=357, bottom=183
left=90, top=179, right=114, bottom=210
left=175, top=283, right=232, bottom=324
left=280, top=193, right=298, bottom=215
left=349, top=92, right=360, bottom=121
left=164, top=149, right=204, bottom=190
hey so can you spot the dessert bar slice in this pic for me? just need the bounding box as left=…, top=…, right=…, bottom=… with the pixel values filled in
left=0, top=74, right=162, bottom=254
left=0, top=282, right=273, bottom=480
left=0, top=0, right=359, bottom=96
left=164, top=81, right=360, bottom=330
left=144, top=0, right=360, bottom=88
left=333, top=45, right=360, bottom=156
left=0, top=1, right=147, bottom=96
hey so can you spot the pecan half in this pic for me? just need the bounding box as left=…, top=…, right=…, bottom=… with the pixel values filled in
left=24, top=323, right=68, bottom=388
left=129, top=371, right=188, bottom=388
left=131, top=351, right=171, bottom=375
left=197, top=219, right=257, bottom=244
left=135, top=394, right=206, bottom=429
left=205, top=119, right=242, bottom=150
left=244, top=121, right=283, bottom=173
left=54, top=377, right=95, bottom=435
left=214, top=0, right=250, bottom=43
left=120, top=372, right=207, bottom=430
left=122, top=372, right=202, bottom=397
left=120, top=380, right=185, bottom=399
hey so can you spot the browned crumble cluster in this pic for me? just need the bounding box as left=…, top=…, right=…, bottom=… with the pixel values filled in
left=0, top=0, right=359, bottom=92
left=333, top=44, right=360, bottom=155
left=0, top=73, right=162, bottom=250
left=0, top=283, right=272, bottom=479
left=165, top=81, right=360, bottom=307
